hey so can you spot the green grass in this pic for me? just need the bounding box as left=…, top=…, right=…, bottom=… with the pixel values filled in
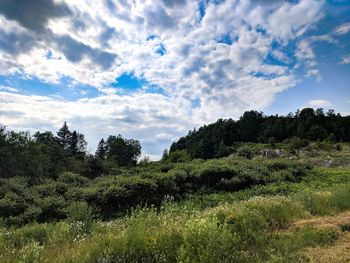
left=1, top=167, right=350, bottom=262
left=180, top=167, right=350, bottom=209
left=1, top=144, right=350, bottom=262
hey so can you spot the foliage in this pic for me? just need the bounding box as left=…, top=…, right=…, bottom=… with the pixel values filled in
left=1, top=181, right=349, bottom=262
left=170, top=108, right=350, bottom=159
left=0, top=156, right=312, bottom=225
left=0, top=124, right=141, bottom=180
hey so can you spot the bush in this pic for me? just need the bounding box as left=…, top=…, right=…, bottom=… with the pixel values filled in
left=66, top=201, right=94, bottom=223
left=236, top=145, right=254, bottom=159
left=4, top=223, right=53, bottom=248
left=167, top=150, right=191, bottom=163
left=66, top=201, right=94, bottom=236
left=287, top=137, right=309, bottom=152
left=57, top=172, right=89, bottom=186
left=0, top=157, right=312, bottom=226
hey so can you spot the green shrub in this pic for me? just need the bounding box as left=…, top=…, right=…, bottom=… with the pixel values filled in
left=57, top=172, right=89, bottom=186
left=66, top=201, right=94, bottom=235
left=236, top=145, right=254, bottom=159
left=287, top=137, right=309, bottom=152
left=167, top=150, right=191, bottom=163
left=5, top=223, right=52, bottom=248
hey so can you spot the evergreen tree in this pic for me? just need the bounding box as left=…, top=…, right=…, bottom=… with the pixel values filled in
left=95, top=138, right=107, bottom=159
left=57, top=122, right=71, bottom=150
left=70, top=131, right=78, bottom=155
left=69, top=131, right=87, bottom=158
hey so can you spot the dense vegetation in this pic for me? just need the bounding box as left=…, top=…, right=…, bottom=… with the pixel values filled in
left=170, top=108, right=350, bottom=159
left=0, top=123, right=141, bottom=179
left=1, top=164, right=350, bottom=262
left=1, top=108, right=350, bottom=262
left=0, top=157, right=312, bottom=226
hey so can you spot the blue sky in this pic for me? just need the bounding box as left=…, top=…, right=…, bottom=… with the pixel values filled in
left=0, top=0, right=349, bottom=159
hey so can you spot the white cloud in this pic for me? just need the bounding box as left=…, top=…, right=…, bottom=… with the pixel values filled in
left=308, top=99, right=332, bottom=107
left=0, top=0, right=327, bottom=158
left=0, top=91, right=192, bottom=158
left=309, top=34, right=336, bottom=43
left=334, top=22, right=350, bottom=35
left=271, top=50, right=291, bottom=64
left=0, top=85, right=18, bottom=93
left=295, top=40, right=323, bottom=81
left=340, top=54, right=350, bottom=64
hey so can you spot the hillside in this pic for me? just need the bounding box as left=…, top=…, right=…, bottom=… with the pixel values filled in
left=0, top=142, right=350, bottom=262
left=170, top=108, right=350, bottom=159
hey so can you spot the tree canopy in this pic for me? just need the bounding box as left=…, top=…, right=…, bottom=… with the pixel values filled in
left=0, top=122, right=141, bottom=179
left=170, top=108, right=350, bottom=159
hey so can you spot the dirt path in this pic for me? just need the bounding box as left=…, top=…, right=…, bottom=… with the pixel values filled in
left=292, top=211, right=350, bottom=263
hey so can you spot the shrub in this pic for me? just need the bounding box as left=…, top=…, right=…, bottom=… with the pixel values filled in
left=57, top=172, right=89, bottom=186
left=167, top=150, right=191, bottom=163
left=66, top=201, right=94, bottom=223
left=286, top=137, right=309, bottom=152
left=236, top=145, right=254, bottom=159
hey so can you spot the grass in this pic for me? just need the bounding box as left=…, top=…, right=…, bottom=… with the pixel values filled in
left=1, top=169, right=350, bottom=262
left=1, top=143, right=350, bottom=262
left=180, top=167, right=350, bottom=210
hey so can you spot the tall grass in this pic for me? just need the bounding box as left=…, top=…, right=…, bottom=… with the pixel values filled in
left=1, top=180, right=349, bottom=262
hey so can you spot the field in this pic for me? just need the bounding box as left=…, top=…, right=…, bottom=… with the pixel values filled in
left=1, top=143, right=350, bottom=262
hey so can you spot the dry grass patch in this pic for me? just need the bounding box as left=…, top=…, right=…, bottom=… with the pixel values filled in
left=289, top=211, right=350, bottom=262
left=304, top=232, right=350, bottom=263
left=291, top=211, right=350, bottom=229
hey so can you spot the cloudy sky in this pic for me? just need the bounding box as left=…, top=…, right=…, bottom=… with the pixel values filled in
left=0, top=0, right=349, bottom=159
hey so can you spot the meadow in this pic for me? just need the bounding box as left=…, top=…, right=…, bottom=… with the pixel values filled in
left=0, top=142, right=350, bottom=262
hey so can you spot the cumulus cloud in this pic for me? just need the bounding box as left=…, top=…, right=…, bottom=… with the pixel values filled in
left=0, top=0, right=329, bottom=158
left=0, top=91, right=192, bottom=159
left=0, top=0, right=71, bottom=32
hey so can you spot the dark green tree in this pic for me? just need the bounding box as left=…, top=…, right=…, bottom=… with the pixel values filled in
left=106, top=135, right=141, bottom=166
left=69, top=131, right=87, bottom=157
left=95, top=138, right=107, bottom=159
left=57, top=122, right=71, bottom=150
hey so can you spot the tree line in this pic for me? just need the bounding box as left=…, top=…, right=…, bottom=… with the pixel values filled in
left=0, top=122, right=141, bottom=179
left=170, top=108, right=350, bottom=159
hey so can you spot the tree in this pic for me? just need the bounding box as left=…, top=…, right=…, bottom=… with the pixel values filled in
left=216, top=140, right=230, bottom=157
left=138, top=156, right=151, bottom=165
left=239, top=111, right=264, bottom=142
left=308, top=125, right=327, bottom=141
left=105, top=135, right=141, bottom=166
left=69, top=131, right=87, bottom=157
left=161, top=149, right=169, bottom=161
left=57, top=122, right=71, bottom=150
left=95, top=138, right=107, bottom=159
left=34, top=131, right=57, bottom=145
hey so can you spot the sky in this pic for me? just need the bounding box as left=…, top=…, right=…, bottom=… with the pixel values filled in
left=0, top=0, right=349, bottom=159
